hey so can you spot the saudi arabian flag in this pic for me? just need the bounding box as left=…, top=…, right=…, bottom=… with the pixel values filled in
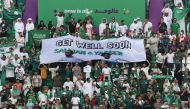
left=173, top=7, right=188, bottom=20
left=26, top=30, right=50, bottom=50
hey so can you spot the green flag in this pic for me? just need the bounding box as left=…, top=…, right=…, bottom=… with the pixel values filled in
left=173, top=7, right=188, bottom=20
left=26, top=30, right=50, bottom=49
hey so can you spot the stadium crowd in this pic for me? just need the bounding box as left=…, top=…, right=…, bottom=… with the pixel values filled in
left=0, top=0, right=190, bottom=109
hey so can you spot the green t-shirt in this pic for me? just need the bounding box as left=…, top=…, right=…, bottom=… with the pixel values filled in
left=153, top=83, right=162, bottom=92
left=57, top=89, right=64, bottom=98
left=140, top=80, right=148, bottom=93
left=65, top=90, right=72, bottom=101
left=171, top=23, right=180, bottom=36
left=93, top=66, right=101, bottom=78
left=101, top=81, right=112, bottom=90
left=79, top=27, right=86, bottom=39
left=175, top=51, right=183, bottom=62
left=163, top=94, right=174, bottom=105
left=113, top=68, right=121, bottom=78
left=125, top=98, right=133, bottom=109
left=27, top=90, right=37, bottom=104
left=133, top=81, right=139, bottom=89
left=115, top=83, right=122, bottom=91
left=11, top=89, right=20, bottom=99
left=73, top=89, right=82, bottom=98
left=59, top=30, right=68, bottom=36
left=64, top=68, right=71, bottom=80
left=120, top=91, right=127, bottom=101
left=108, top=96, right=117, bottom=106
left=173, top=96, right=181, bottom=108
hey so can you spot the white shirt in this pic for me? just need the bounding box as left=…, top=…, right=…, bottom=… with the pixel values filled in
left=75, top=80, right=84, bottom=91
left=143, top=22, right=152, bottom=33
left=130, top=23, right=138, bottom=32
left=123, top=83, right=130, bottom=92
left=161, top=105, right=169, bottom=109
left=163, top=16, right=172, bottom=26
left=12, top=58, right=21, bottom=66
left=49, top=96, right=60, bottom=102
left=137, top=21, right=143, bottom=31
left=5, top=65, right=15, bottom=78
left=71, top=96, right=80, bottom=105
left=172, top=84, right=180, bottom=92
left=4, top=0, right=13, bottom=10
left=119, top=25, right=128, bottom=36
left=15, top=67, right=25, bottom=80
left=141, top=67, right=150, bottom=79
left=86, top=24, right=93, bottom=36
left=161, top=7, right=173, bottom=19
left=174, top=0, right=183, bottom=9
left=20, top=52, right=29, bottom=60
left=49, top=66, right=59, bottom=79
left=16, top=36, right=25, bottom=44
left=9, top=97, right=17, bottom=105
left=0, top=59, right=8, bottom=71
left=63, top=81, right=74, bottom=91
left=109, top=22, right=119, bottom=36
left=163, top=82, right=171, bottom=93
left=26, top=22, right=34, bottom=32
left=156, top=53, right=166, bottom=63
left=102, top=67, right=111, bottom=75
left=56, top=16, right=64, bottom=27
left=82, top=82, right=93, bottom=98
left=38, top=93, right=47, bottom=103
left=13, top=46, right=21, bottom=56
left=166, top=53, right=175, bottom=63
left=179, top=34, right=186, bottom=42
left=99, top=23, right=106, bottom=36
left=169, top=35, right=176, bottom=41
left=23, top=76, right=31, bottom=90
left=83, top=65, right=92, bottom=79
left=14, top=22, right=24, bottom=33
left=148, top=36, right=159, bottom=48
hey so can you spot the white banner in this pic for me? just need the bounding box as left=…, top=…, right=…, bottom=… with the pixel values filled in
left=40, top=35, right=146, bottom=64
